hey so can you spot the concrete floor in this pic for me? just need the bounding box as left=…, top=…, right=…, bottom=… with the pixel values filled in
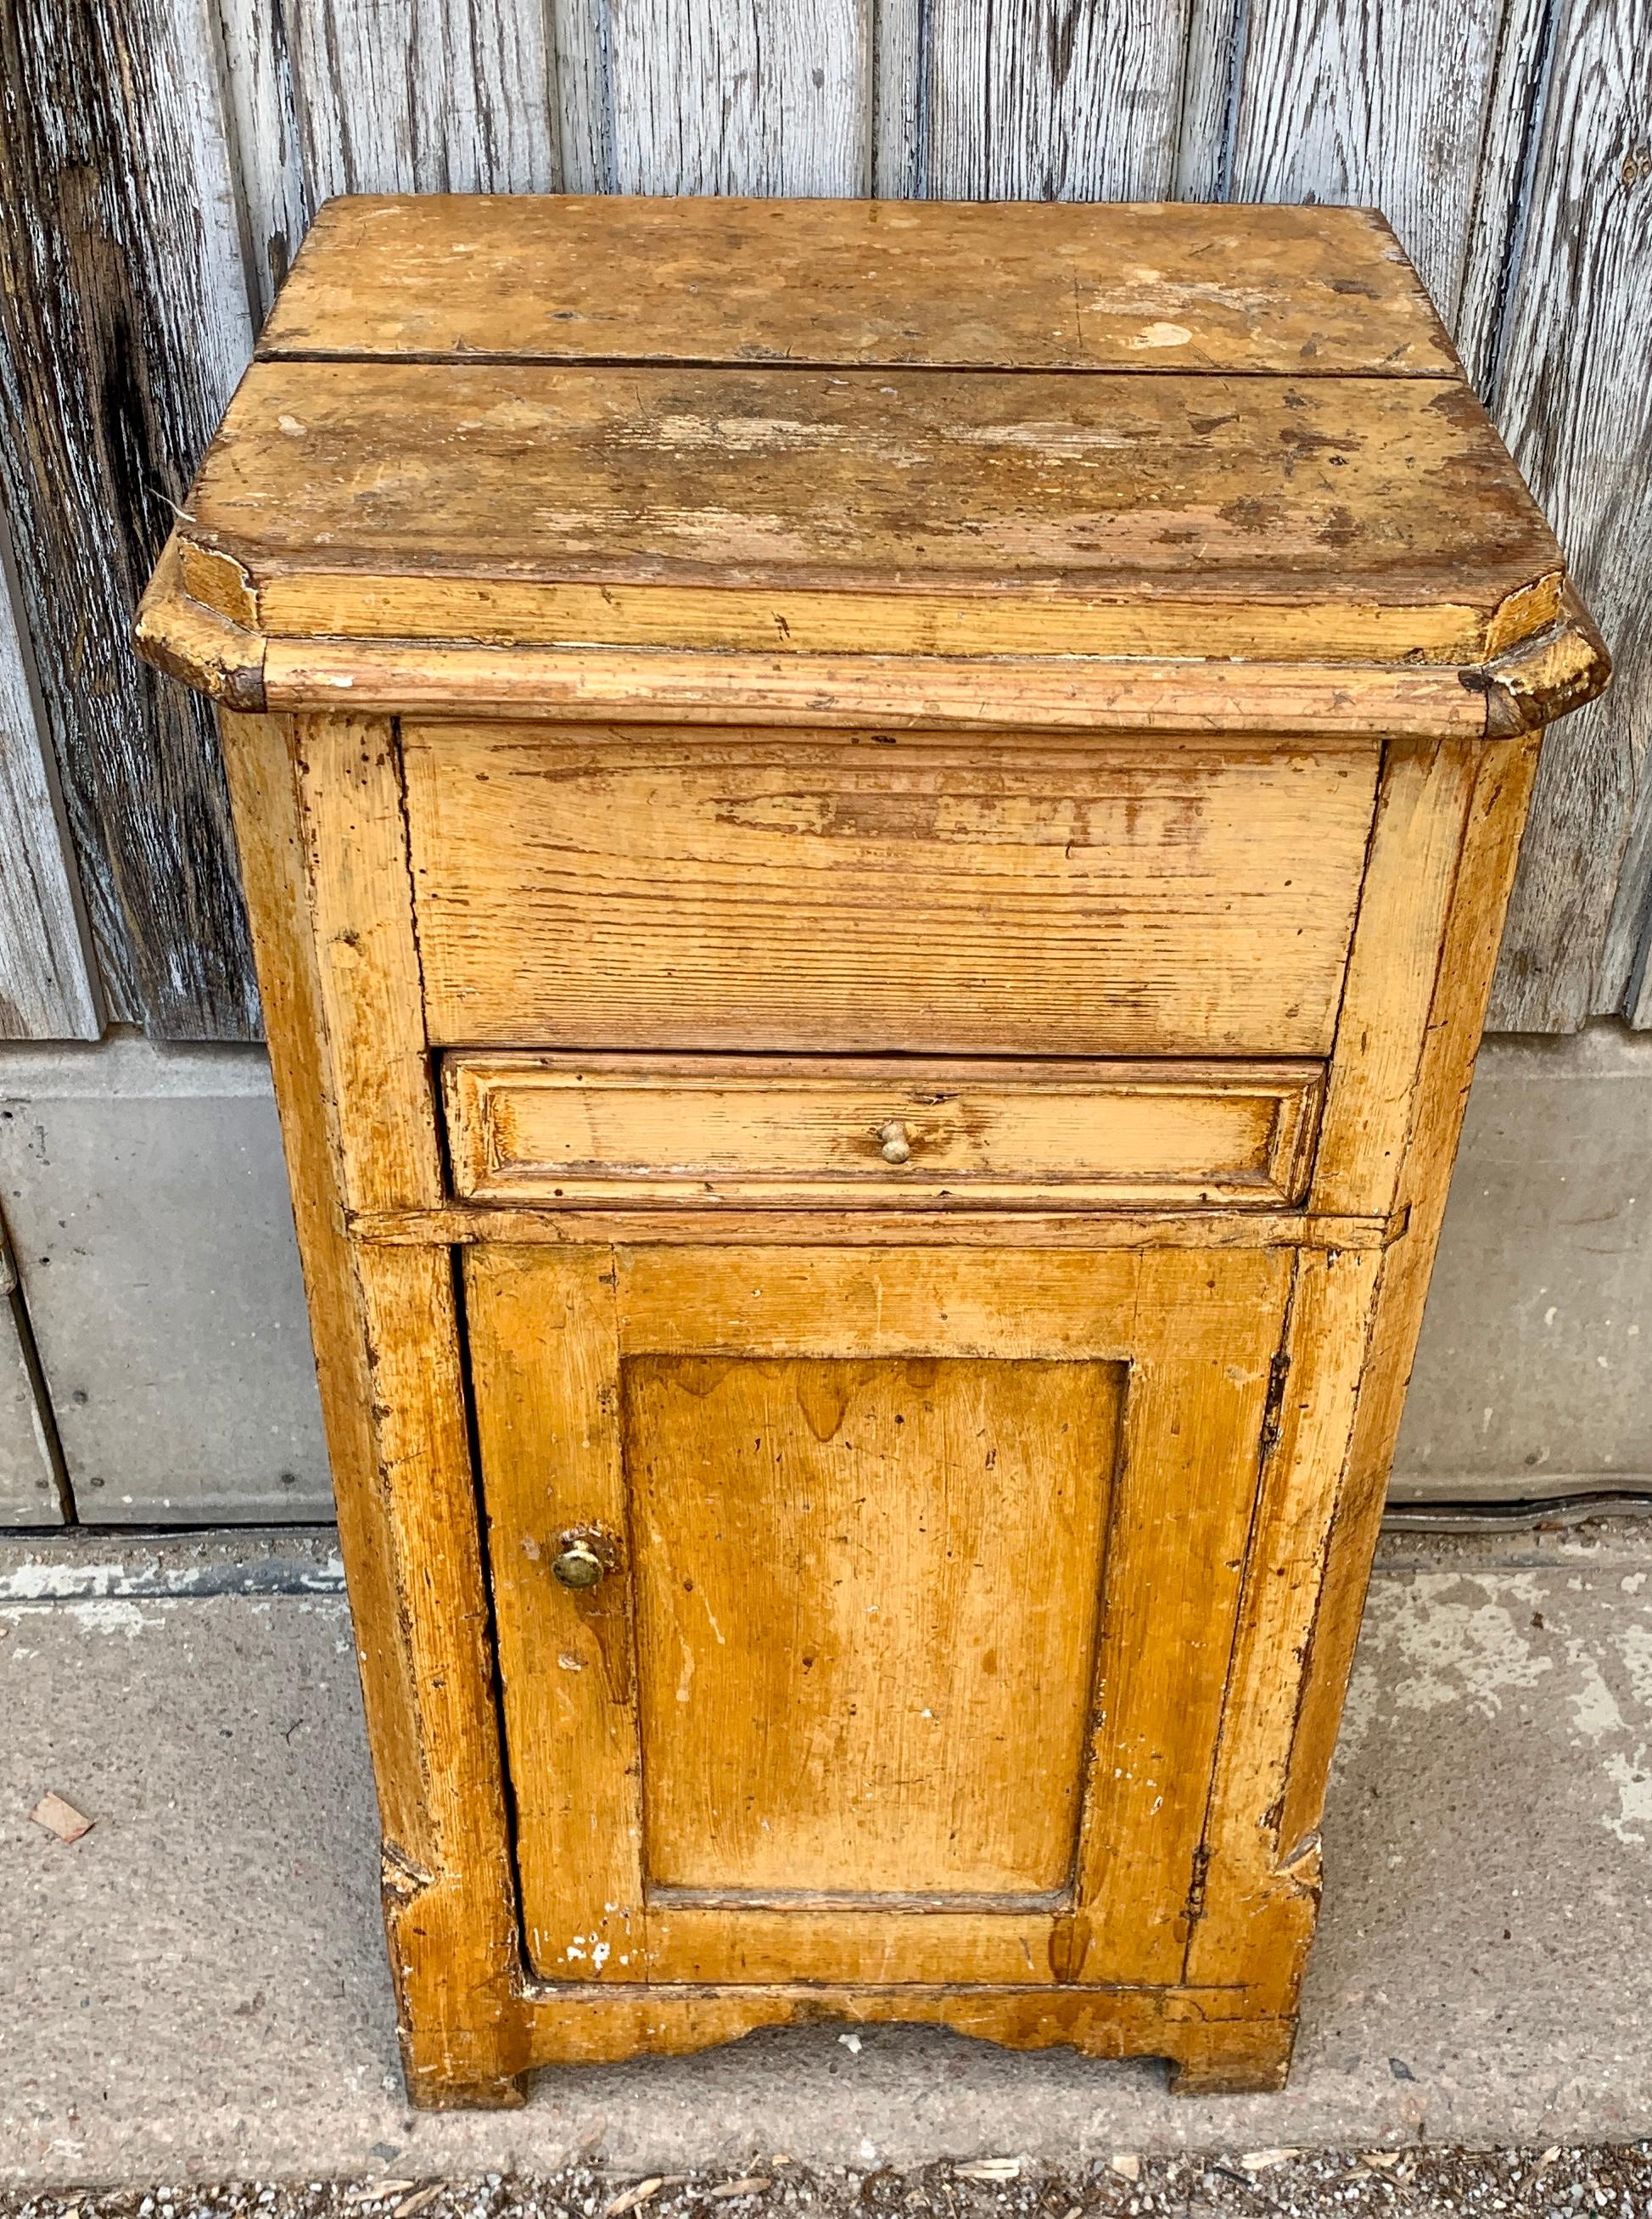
left=4, top=1523, right=1652, bottom=2185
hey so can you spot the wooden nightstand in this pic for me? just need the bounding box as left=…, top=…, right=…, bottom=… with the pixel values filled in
left=138, top=194, right=1607, bottom=2105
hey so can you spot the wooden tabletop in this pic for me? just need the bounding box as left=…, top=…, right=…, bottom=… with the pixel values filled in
left=258, top=196, right=1459, bottom=377
left=160, top=196, right=1582, bottom=679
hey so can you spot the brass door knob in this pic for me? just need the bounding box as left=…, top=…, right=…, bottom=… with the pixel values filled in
left=552, top=1542, right=605, bottom=1589
left=877, top=1118, right=912, bottom=1164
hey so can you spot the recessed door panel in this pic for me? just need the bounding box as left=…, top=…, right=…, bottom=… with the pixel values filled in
left=626, top=1353, right=1122, bottom=1901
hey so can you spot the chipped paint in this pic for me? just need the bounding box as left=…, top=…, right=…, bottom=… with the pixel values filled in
left=0, top=1550, right=347, bottom=1600
left=1332, top=1562, right=1652, bottom=1856
left=1604, top=1751, right=1652, bottom=1846
left=1359, top=1572, right=1555, bottom=1718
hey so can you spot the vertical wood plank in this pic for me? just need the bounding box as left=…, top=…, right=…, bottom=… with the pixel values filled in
left=293, top=715, right=443, bottom=1213
left=465, top=1244, right=645, bottom=1986
left=1226, top=0, right=1507, bottom=321
left=0, top=0, right=260, bottom=1038
left=0, top=528, right=101, bottom=1041
left=1451, top=0, right=1556, bottom=389
left=551, top=0, right=618, bottom=193
left=608, top=0, right=871, bottom=195
left=283, top=0, right=558, bottom=199
left=214, top=0, right=313, bottom=314
left=1072, top=1246, right=1291, bottom=1988
left=1184, top=1244, right=1381, bottom=2008
left=909, top=0, right=1191, bottom=199
left=1311, top=738, right=1478, bottom=1218
left=1486, top=0, right=1652, bottom=1028
left=871, top=0, right=924, bottom=198
left=1173, top=0, right=1245, bottom=201
left=219, top=706, right=529, bottom=2100
left=1609, top=815, right=1652, bottom=1028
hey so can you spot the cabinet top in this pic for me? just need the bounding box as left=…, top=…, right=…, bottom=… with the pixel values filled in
left=139, top=197, right=1608, bottom=736
left=260, top=196, right=1457, bottom=378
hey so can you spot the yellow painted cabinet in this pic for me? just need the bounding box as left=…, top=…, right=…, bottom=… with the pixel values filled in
left=468, top=1244, right=1291, bottom=1992
left=137, top=195, right=1606, bottom=2102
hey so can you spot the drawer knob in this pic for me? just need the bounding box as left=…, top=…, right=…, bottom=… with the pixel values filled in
left=552, top=1541, right=605, bottom=1590
left=877, top=1118, right=913, bottom=1165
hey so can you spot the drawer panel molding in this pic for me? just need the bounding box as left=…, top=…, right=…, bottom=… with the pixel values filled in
left=443, top=1054, right=1324, bottom=1210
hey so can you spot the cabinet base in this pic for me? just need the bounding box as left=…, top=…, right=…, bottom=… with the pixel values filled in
left=405, top=1985, right=1296, bottom=2105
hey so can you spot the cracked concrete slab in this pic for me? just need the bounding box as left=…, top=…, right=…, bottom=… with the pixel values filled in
left=3, top=1527, right=1651, bottom=2184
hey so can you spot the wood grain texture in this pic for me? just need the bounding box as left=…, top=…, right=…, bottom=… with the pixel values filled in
left=215, top=0, right=311, bottom=313
left=216, top=707, right=528, bottom=2102
left=192, top=361, right=1561, bottom=636
left=283, top=0, right=557, bottom=203
left=1450, top=0, right=1554, bottom=389
left=1184, top=1243, right=1380, bottom=2008
left=1310, top=738, right=1478, bottom=1217
left=1279, top=733, right=1543, bottom=1865
left=402, top=726, right=1379, bottom=1057
left=627, top=1352, right=1119, bottom=1897
left=614, top=1246, right=1149, bottom=1363
left=1173, top=0, right=1245, bottom=200
left=1226, top=0, right=1506, bottom=322
left=354, top=1203, right=1392, bottom=1251
left=895, top=0, right=1188, bottom=200
left=505, top=1980, right=1295, bottom=2091
left=443, top=1053, right=1324, bottom=1209
left=1486, top=0, right=1652, bottom=1028
left=0, top=0, right=259, bottom=1035
left=608, top=0, right=870, bottom=195
left=1066, top=1246, right=1291, bottom=1987
left=465, top=1244, right=644, bottom=1986
left=0, top=531, right=100, bottom=1039
left=636, top=1904, right=1068, bottom=1986
left=549, top=0, right=615, bottom=193
left=251, top=573, right=1528, bottom=666
left=257, top=195, right=1461, bottom=375
left=258, top=641, right=1494, bottom=734
left=293, top=715, right=441, bottom=1212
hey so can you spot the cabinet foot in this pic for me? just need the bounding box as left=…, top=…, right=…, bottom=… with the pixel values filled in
left=404, top=2064, right=529, bottom=2110
left=1167, top=2020, right=1295, bottom=2097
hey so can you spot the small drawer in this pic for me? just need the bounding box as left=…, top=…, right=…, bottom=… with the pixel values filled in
left=443, top=1054, right=1323, bottom=1209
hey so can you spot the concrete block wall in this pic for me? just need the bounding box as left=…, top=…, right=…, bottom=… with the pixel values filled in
left=0, top=1039, right=327, bottom=1524
left=1392, top=1024, right=1650, bottom=1500
left=0, top=1026, right=1646, bottom=1526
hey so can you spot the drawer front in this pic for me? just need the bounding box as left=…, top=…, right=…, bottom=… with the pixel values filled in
left=403, top=726, right=1380, bottom=1056
left=444, top=1053, right=1323, bottom=1208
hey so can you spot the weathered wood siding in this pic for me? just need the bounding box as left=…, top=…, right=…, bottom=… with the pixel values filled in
left=0, top=520, right=100, bottom=1041
left=0, top=0, right=1648, bottom=1034
left=0, top=0, right=260, bottom=1038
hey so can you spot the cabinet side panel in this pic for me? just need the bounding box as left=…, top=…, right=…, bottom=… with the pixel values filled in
left=1280, top=732, right=1543, bottom=1858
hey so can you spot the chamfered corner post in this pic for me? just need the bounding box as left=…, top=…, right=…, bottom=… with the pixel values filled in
left=213, top=705, right=531, bottom=2105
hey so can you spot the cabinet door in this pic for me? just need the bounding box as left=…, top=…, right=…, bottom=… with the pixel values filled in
left=467, top=1245, right=1290, bottom=1991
